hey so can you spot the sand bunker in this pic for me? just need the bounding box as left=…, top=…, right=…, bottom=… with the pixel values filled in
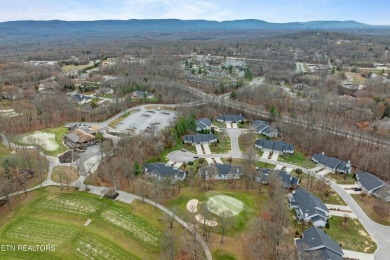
left=20, top=131, right=59, bottom=151
left=195, top=214, right=217, bottom=226
left=206, top=195, right=244, bottom=216
left=186, top=199, right=199, bottom=213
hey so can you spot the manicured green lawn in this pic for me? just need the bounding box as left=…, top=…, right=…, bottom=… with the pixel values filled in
left=278, top=151, right=315, bottom=168
left=45, top=127, right=69, bottom=156
left=0, top=187, right=167, bottom=259
left=13, top=127, right=69, bottom=156
left=213, top=250, right=237, bottom=260
left=211, top=121, right=226, bottom=129
left=326, top=172, right=356, bottom=184
left=219, top=158, right=275, bottom=169
left=101, top=93, right=113, bottom=98
left=209, top=133, right=231, bottom=153
left=326, top=216, right=377, bottom=253
left=166, top=188, right=264, bottom=235
left=256, top=161, right=275, bottom=169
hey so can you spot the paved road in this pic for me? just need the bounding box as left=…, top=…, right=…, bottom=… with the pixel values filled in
left=329, top=181, right=390, bottom=260
left=224, top=128, right=242, bottom=155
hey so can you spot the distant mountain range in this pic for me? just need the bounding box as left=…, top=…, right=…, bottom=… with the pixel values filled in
left=0, top=19, right=388, bottom=43
left=0, top=19, right=387, bottom=33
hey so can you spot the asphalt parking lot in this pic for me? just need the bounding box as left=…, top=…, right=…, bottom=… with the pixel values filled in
left=115, top=107, right=176, bottom=134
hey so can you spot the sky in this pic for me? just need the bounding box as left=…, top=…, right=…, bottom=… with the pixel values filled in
left=0, top=0, right=389, bottom=25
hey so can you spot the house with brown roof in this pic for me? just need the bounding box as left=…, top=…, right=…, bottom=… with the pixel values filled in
left=64, top=128, right=97, bottom=148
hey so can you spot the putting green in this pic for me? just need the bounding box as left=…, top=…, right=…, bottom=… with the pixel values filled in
left=20, top=131, right=59, bottom=151
left=206, top=195, right=244, bottom=216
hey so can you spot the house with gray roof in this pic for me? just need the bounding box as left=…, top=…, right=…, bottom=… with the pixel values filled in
left=373, top=184, right=390, bottom=202
left=255, top=139, right=294, bottom=154
left=196, top=118, right=212, bottom=132
left=199, top=164, right=242, bottom=180
left=255, top=168, right=300, bottom=189
left=216, top=114, right=245, bottom=123
left=296, top=227, right=343, bottom=260
left=183, top=134, right=217, bottom=145
left=144, top=163, right=186, bottom=182
left=289, top=188, right=330, bottom=228
left=252, top=120, right=278, bottom=137
left=71, top=93, right=92, bottom=105
left=356, top=171, right=384, bottom=195
left=312, top=153, right=351, bottom=174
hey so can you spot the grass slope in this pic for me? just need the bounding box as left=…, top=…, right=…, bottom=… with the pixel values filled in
left=326, top=216, right=377, bottom=253
left=278, top=151, right=316, bottom=168
left=0, top=187, right=165, bottom=259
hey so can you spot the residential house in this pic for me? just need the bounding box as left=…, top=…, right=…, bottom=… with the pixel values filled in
left=38, top=81, right=59, bottom=92
left=144, top=163, right=186, bottom=181
left=216, top=114, right=245, bottom=123
left=196, top=118, right=212, bottom=132
left=64, top=129, right=97, bottom=148
left=296, top=227, right=343, bottom=260
left=199, top=164, right=242, bottom=180
left=255, top=168, right=300, bottom=189
left=255, top=139, right=294, bottom=154
left=252, top=120, right=278, bottom=137
left=97, top=87, right=114, bottom=95
left=289, top=188, right=330, bottom=228
left=71, top=93, right=92, bottom=105
left=312, top=153, right=351, bottom=174
left=372, top=184, right=390, bottom=202
left=132, top=90, right=154, bottom=100
left=183, top=134, right=217, bottom=145
left=356, top=171, right=384, bottom=195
